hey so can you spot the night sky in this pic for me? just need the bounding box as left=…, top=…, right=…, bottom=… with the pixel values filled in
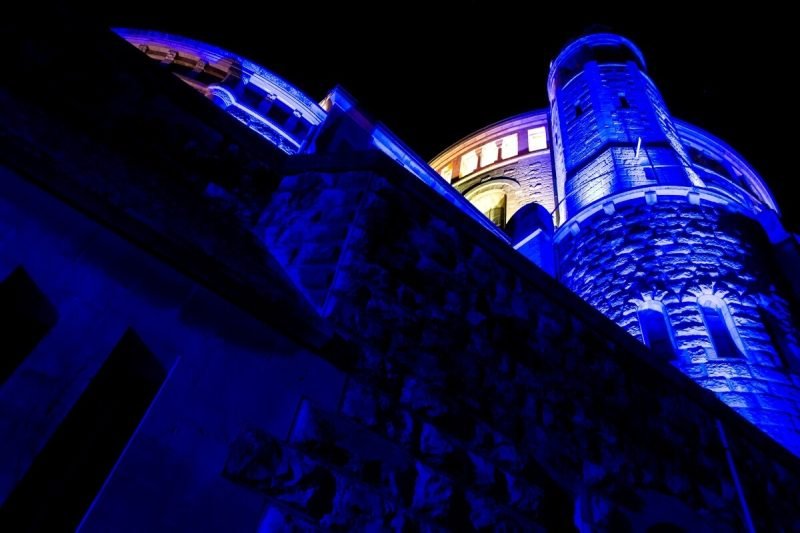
left=94, top=4, right=796, bottom=227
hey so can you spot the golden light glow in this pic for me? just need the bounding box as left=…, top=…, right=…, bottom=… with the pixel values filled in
left=460, top=151, right=479, bottom=177
left=481, top=142, right=499, bottom=167
left=439, top=163, right=453, bottom=182
left=501, top=134, right=518, bottom=159
left=528, top=127, right=548, bottom=151
left=470, top=190, right=507, bottom=227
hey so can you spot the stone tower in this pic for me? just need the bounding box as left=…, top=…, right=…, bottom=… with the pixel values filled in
left=550, top=34, right=800, bottom=454
left=432, top=33, right=800, bottom=456
left=5, top=18, right=800, bottom=530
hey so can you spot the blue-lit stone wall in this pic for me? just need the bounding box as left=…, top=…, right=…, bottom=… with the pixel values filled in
left=553, top=63, right=600, bottom=174
left=0, top=164, right=348, bottom=531
left=549, top=36, right=697, bottom=221
left=5, top=19, right=800, bottom=531
left=549, top=34, right=800, bottom=456
left=253, top=151, right=800, bottom=530
left=557, top=196, right=800, bottom=453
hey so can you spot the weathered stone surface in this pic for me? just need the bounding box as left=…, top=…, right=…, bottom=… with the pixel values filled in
left=4, top=15, right=800, bottom=533
left=558, top=197, right=800, bottom=453
left=223, top=429, right=292, bottom=487
left=254, top=162, right=800, bottom=530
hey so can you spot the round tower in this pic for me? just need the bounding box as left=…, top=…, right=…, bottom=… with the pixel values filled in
left=549, top=34, right=800, bottom=454
left=547, top=34, right=703, bottom=223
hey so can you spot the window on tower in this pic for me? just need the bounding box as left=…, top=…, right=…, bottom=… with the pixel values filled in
left=698, top=295, right=745, bottom=358
left=637, top=301, right=676, bottom=359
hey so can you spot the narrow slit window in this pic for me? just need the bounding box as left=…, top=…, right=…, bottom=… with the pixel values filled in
left=698, top=296, right=745, bottom=358
left=637, top=301, right=676, bottom=358
left=575, top=103, right=583, bottom=118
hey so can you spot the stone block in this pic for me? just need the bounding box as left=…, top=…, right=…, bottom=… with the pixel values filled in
left=717, top=392, right=759, bottom=410
left=756, top=394, right=800, bottom=415
left=411, top=462, right=453, bottom=517
left=697, top=377, right=730, bottom=393
left=706, top=360, right=752, bottom=379
left=750, top=365, right=792, bottom=383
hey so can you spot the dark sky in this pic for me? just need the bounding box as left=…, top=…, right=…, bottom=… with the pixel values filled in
left=96, top=3, right=796, bottom=227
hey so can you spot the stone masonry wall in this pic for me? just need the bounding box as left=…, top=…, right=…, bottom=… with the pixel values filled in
left=554, top=68, right=599, bottom=175
left=0, top=163, right=349, bottom=532
left=254, top=153, right=800, bottom=530
left=552, top=59, right=695, bottom=219
left=557, top=196, right=800, bottom=455
left=4, top=16, right=800, bottom=530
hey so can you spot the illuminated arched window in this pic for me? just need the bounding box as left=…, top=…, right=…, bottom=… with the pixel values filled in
left=637, top=301, right=676, bottom=358
left=469, top=189, right=507, bottom=228
left=486, top=196, right=507, bottom=228
left=697, top=295, right=745, bottom=358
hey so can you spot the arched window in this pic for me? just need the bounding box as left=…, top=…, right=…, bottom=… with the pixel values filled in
left=485, top=195, right=507, bottom=228
left=469, top=189, right=508, bottom=228
left=697, top=295, right=745, bottom=358
left=637, top=301, right=677, bottom=358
